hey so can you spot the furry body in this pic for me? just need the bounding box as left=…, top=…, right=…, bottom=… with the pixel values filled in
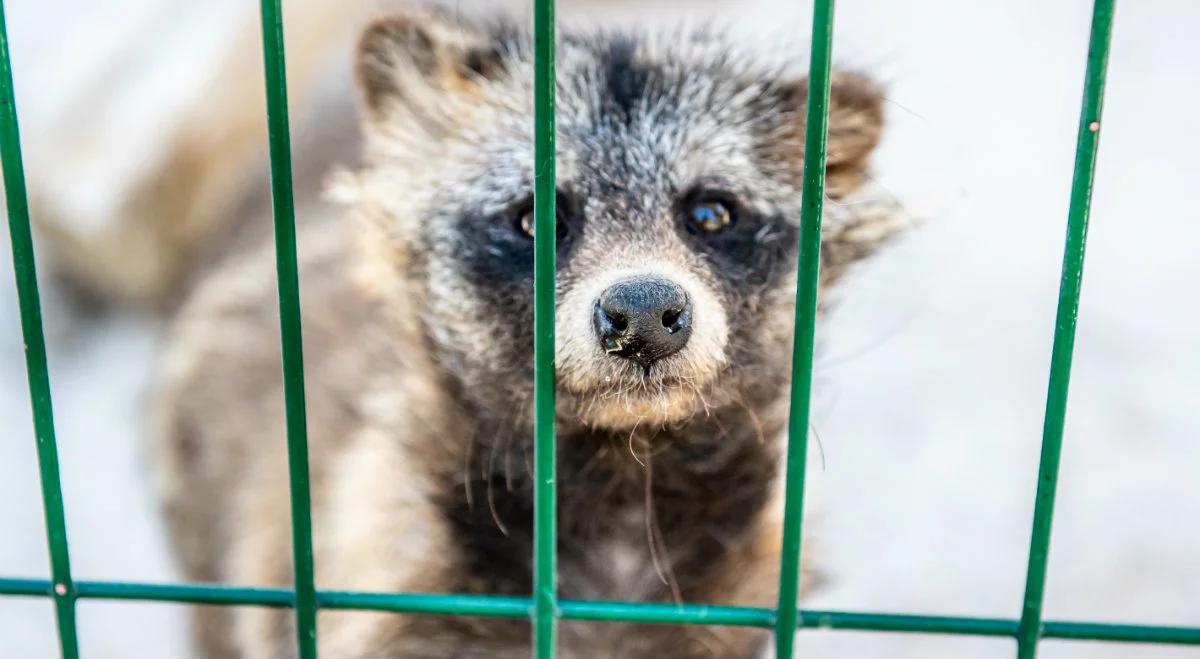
left=152, top=10, right=901, bottom=658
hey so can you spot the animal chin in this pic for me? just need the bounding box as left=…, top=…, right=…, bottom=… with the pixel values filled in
left=569, top=375, right=711, bottom=429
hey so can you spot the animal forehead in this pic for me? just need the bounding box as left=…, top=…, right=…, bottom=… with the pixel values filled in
left=452, top=33, right=790, bottom=206
left=558, top=38, right=770, bottom=127
left=554, top=38, right=782, bottom=170
left=470, top=30, right=784, bottom=145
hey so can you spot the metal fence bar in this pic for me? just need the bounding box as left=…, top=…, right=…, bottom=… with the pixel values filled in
left=773, top=0, right=836, bottom=656
left=0, top=4, right=80, bottom=657
left=5, top=577, right=1199, bottom=645
left=531, top=0, right=559, bottom=657
left=799, top=611, right=1017, bottom=637
left=559, top=601, right=774, bottom=628
left=1015, top=1, right=1115, bottom=658
left=1041, top=621, right=1200, bottom=646
left=78, top=582, right=297, bottom=608
left=0, top=579, right=51, bottom=598
left=321, top=592, right=532, bottom=618
left=258, top=1, right=319, bottom=657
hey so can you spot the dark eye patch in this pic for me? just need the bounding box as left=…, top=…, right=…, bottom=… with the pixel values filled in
left=447, top=191, right=579, bottom=293
left=676, top=188, right=798, bottom=290
left=513, top=193, right=573, bottom=240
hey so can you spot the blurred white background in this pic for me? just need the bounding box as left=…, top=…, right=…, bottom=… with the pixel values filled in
left=2, top=0, right=1198, bottom=657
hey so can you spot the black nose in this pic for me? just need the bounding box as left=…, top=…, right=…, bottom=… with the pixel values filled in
left=593, top=277, right=693, bottom=368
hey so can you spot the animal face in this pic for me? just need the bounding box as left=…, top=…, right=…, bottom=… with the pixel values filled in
left=345, top=10, right=894, bottom=432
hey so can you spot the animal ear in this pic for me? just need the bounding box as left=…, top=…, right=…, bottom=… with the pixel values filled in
left=355, top=10, right=509, bottom=122
left=770, top=74, right=900, bottom=285
left=777, top=73, right=885, bottom=198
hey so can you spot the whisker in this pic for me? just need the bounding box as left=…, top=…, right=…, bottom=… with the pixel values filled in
left=642, top=447, right=683, bottom=604
left=462, top=427, right=477, bottom=511
left=737, top=395, right=767, bottom=445
left=487, top=423, right=512, bottom=536
left=809, top=421, right=827, bottom=472
left=627, top=416, right=646, bottom=467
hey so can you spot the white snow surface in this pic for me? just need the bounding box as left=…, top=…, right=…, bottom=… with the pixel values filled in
left=1, top=1, right=1197, bottom=657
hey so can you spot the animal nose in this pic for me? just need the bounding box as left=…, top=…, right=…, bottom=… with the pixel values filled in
left=593, top=277, right=693, bottom=368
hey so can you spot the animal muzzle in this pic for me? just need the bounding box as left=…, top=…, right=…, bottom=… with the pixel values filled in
left=592, top=277, right=693, bottom=369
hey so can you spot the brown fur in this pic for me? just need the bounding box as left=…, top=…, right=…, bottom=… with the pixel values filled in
left=31, top=0, right=359, bottom=310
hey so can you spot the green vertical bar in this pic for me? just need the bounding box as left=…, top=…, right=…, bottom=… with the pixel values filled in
left=532, top=0, right=558, bottom=656
left=1016, top=2, right=1115, bottom=658
left=258, top=1, right=318, bottom=657
left=0, top=4, right=79, bottom=658
left=774, top=1, right=836, bottom=657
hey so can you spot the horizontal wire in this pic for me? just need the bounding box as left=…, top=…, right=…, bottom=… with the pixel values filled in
left=2, top=578, right=1196, bottom=645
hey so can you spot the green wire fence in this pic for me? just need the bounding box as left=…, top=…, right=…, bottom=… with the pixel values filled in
left=1, top=0, right=1197, bottom=657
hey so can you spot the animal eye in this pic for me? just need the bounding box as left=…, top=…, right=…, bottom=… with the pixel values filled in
left=685, top=198, right=734, bottom=234
left=515, top=197, right=568, bottom=239
left=518, top=209, right=536, bottom=237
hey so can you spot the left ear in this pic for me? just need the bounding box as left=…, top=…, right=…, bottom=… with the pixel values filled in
left=772, top=72, right=885, bottom=198
left=772, top=73, right=904, bottom=286
left=825, top=73, right=885, bottom=172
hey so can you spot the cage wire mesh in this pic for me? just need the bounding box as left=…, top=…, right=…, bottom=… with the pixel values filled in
left=2, top=0, right=1199, bottom=657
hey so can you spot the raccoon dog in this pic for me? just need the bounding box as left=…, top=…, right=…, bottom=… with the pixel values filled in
left=153, top=8, right=902, bottom=658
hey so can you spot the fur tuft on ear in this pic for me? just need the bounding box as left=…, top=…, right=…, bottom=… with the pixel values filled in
left=770, top=72, right=886, bottom=198
left=354, top=10, right=509, bottom=123
left=824, top=73, right=885, bottom=170
left=773, top=74, right=899, bottom=286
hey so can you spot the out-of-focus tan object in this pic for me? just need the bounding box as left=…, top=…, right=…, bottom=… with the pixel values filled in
left=28, top=0, right=365, bottom=309
left=23, top=0, right=661, bottom=310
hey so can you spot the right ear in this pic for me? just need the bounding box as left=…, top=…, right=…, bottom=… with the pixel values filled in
left=355, top=10, right=511, bottom=124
